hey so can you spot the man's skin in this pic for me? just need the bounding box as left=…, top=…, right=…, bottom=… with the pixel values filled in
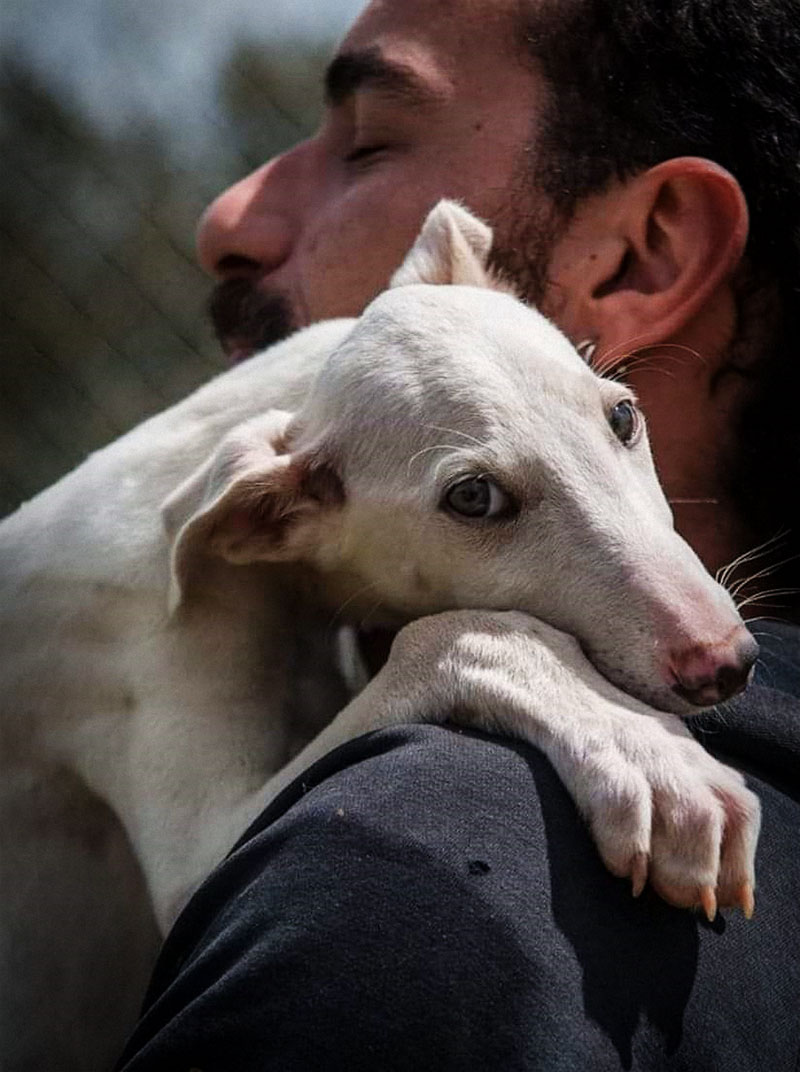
left=196, top=0, right=753, bottom=577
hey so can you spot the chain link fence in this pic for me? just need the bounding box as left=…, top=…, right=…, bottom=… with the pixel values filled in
left=0, top=32, right=332, bottom=516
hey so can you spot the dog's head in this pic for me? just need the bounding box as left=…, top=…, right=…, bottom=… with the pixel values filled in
left=165, top=200, right=756, bottom=715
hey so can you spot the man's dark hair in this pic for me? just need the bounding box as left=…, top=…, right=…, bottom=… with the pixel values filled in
left=522, top=0, right=800, bottom=606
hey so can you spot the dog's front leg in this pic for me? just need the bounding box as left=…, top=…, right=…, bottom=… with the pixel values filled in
left=257, top=609, right=760, bottom=918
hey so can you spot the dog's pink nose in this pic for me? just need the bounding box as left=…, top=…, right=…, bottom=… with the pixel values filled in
left=669, top=629, right=759, bottom=707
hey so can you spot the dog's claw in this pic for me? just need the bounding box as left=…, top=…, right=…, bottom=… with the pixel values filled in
left=737, top=882, right=755, bottom=919
left=699, top=885, right=717, bottom=922
left=630, top=852, right=648, bottom=898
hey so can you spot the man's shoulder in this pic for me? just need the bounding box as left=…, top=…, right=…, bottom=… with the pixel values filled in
left=120, top=620, right=800, bottom=1071
left=120, top=726, right=576, bottom=1071
left=245, top=722, right=564, bottom=858
left=120, top=715, right=800, bottom=1072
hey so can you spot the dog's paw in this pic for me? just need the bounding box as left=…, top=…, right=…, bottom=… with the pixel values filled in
left=380, top=609, right=761, bottom=918
left=572, top=720, right=760, bottom=919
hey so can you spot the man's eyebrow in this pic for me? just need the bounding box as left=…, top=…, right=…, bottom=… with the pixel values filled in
left=324, top=47, right=443, bottom=108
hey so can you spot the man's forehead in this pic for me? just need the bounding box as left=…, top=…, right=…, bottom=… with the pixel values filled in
left=338, top=0, right=523, bottom=80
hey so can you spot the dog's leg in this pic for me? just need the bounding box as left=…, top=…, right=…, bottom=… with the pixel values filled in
left=62, top=698, right=298, bottom=933
left=66, top=609, right=757, bottom=930
left=55, top=614, right=351, bottom=933
left=252, top=610, right=760, bottom=917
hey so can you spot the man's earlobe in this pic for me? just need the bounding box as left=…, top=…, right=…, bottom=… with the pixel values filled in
left=552, top=158, right=749, bottom=357
left=161, top=410, right=342, bottom=612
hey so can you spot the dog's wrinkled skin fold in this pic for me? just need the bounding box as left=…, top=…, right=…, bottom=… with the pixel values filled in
left=0, top=202, right=758, bottom=1069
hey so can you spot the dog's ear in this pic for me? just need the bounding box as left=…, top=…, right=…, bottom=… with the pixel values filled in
left=162, top=410, right=343, bottom=612
left=390, top=200, right=497, bottom=288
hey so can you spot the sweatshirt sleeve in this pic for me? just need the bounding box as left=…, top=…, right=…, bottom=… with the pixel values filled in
left=116, top=717, right=800, bottom=1072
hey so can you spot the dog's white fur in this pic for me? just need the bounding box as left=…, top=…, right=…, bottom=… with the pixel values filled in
left=0, top=202, right=759, bottom=1069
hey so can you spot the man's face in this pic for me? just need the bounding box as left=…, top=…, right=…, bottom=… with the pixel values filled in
left=197, top=0, right=555, bottom=360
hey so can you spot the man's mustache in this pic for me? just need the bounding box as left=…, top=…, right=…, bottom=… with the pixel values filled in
left=207, top=278, right=296, bottom=360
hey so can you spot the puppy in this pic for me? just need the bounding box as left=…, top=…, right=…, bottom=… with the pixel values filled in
left=0, top=202, right=759, bottom=1069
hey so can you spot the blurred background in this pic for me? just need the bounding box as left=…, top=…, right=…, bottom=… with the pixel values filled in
left=0, top=0, right=363, bottom=516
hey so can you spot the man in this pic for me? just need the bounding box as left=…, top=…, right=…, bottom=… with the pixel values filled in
left=117, top=0, right=800, bottom=1068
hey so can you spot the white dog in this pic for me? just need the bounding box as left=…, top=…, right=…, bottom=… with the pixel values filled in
left=0, top=202, right=759, bottom=1070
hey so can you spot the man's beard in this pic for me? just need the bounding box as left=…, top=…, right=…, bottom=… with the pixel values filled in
left=207, top=278, right=296, bottom=362
left=487, top=178, right=565, bottom=313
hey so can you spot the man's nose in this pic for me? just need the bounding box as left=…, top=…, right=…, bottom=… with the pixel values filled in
left=195, top=152, right=298, bottom=280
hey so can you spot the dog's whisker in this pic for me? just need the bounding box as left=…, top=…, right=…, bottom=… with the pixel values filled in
left=591, top=339, right=707, bottom=380
left=614, top=352, right=692, bottom=373
left=591, top=339, right=689, bottom=373
left=608, top=368, right=676, bottom=385
left=729, top=536, right=793, bottom=578
left=432, top=453, right=458, bottom=483
left=406, top=443, right=461, bottom=476
left=603, top=339, right=705, bottom=366
left=730, top=567, right=778, bottom=601
left=728, top=551, right=800, bottom=601
left=708, top=700, right=734, bottom=728
left=359, top=598, right=386, bottom=629
left=737, top=591, right=800, bottom=608
left=744, top=614, right=795, bottom=629
left=754, top=661, right=775, bottom=687
left=735, top=587, right=800, bottom=612
left=744, top=621, right=790, bottom=640
left=739, top=585, right=800, bottom=602
left=425, top=424, right=488, bottom=449
left=715, top=530, right=790, bottom=590
left=590, top=332, right=656, bottom=369
left=635, top=342, right=706, bottom=365
left=602, top=363, right=682, bottom=387
left=327, top=581, right=380, bottom=629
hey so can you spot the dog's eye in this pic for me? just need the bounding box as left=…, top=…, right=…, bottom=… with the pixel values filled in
left=608, top=400, right=640, bottom=446
left=443, top=476, right=514, bottom=520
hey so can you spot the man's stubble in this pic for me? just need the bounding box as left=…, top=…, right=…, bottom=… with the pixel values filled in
left=206, top=159, right=563, bottom=358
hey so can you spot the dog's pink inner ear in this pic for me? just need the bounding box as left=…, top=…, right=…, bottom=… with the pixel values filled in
left=205, top=454, right=344, bottom=565
left=391, top=200, right=497, bottom=289
left=299, top=459, right=344, bottom=507
left=208, top=495, right=291, bottom=560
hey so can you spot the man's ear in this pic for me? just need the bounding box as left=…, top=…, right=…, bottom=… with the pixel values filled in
left=390, top=199, right=503, bottom=289
left=549, top=158, right=749, bottom=358
left=161, top=409, right=343, bottom=612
